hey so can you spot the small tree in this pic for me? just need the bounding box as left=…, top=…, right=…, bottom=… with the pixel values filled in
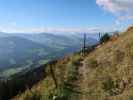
left=100, top=33, right=110, bottom=44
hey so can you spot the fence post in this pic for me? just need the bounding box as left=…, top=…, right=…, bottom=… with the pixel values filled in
left=82, top=33, right=86, bottom=56
left=49, top=64, right=58, bottom=88
left=99, top=32, right=101, bottom=42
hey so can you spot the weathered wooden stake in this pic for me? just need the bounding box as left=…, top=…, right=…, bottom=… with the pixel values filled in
left=99, top=32, right=101, bottom=41
left=83, top=33, right=86, bottom=56
left=49, top=64, right=58, bottom=88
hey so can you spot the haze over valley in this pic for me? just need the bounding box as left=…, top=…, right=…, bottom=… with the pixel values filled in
left=0, top=32, right=97, bottom=77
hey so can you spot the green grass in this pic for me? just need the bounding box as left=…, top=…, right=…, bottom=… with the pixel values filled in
left=21, top=90, right=42, bottom=100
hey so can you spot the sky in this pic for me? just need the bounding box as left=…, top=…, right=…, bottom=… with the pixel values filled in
left=0, top=0, right=132, bottom=33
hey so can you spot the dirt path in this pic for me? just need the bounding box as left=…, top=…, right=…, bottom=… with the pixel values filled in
left=78, top=60, right=90, bottom=100
left=73, top=57, right=90, bottom=100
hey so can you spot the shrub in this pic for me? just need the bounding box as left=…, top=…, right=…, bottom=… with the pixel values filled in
left=100, top=33, right=110, bottom=44
left=102, top=78, right=115, bottom=91
left=67, top=63, right=77, bottom=81
left=113, top=50, right=125, bottom=62
left=22, top=90, right=42, bottom=100
left=87, top=58, right=98, bottom=68
left=45, top=83, right=73, bottom=100
left=102, top=77, right=118, bottom=96
left=55, top=85, right=72, bottom=100
left=65, top=55, right=81, bottom=82
left=71, top=55, right=82, bottom=66
left=129, top=95, right=133, bottom=100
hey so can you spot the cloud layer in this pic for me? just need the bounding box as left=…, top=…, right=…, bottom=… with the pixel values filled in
left=96, top=0, right=133, bottom=21
left=0, top=26, right=104, bottom=33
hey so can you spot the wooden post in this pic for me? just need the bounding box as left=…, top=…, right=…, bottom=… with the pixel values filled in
left=49, top=64, right=58, bottom=88
left=83, top=33, right=86, bottom=56
left=99, top=32, right=101, bottom=41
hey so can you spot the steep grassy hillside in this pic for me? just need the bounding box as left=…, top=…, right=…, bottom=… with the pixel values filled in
left=14, top=26, right=133, bottom=100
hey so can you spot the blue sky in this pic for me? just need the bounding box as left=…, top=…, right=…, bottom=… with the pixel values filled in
left=0, top=0, right=132, bottom=33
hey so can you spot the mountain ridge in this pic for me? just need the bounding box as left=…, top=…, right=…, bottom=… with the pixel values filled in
left=0, top=32, right=97, bottom=77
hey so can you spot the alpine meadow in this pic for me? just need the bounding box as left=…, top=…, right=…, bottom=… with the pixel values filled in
left=0, top=0, right=132, bottom=100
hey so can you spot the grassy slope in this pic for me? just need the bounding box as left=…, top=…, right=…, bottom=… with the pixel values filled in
left=13, top=26, right=133, bottom=100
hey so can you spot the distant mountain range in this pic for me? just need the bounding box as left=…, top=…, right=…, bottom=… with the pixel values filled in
left=0, top=32, right=98, bottom=77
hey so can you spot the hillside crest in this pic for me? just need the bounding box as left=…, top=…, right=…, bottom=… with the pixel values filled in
left=14, top=26, right=133, bottom=100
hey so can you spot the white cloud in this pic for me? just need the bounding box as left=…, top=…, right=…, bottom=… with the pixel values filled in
left=41, top=27, right=103, bottom=33
left=1, top=21, right=103, bottom=33
left=96, top=0, right=133, bottom=20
